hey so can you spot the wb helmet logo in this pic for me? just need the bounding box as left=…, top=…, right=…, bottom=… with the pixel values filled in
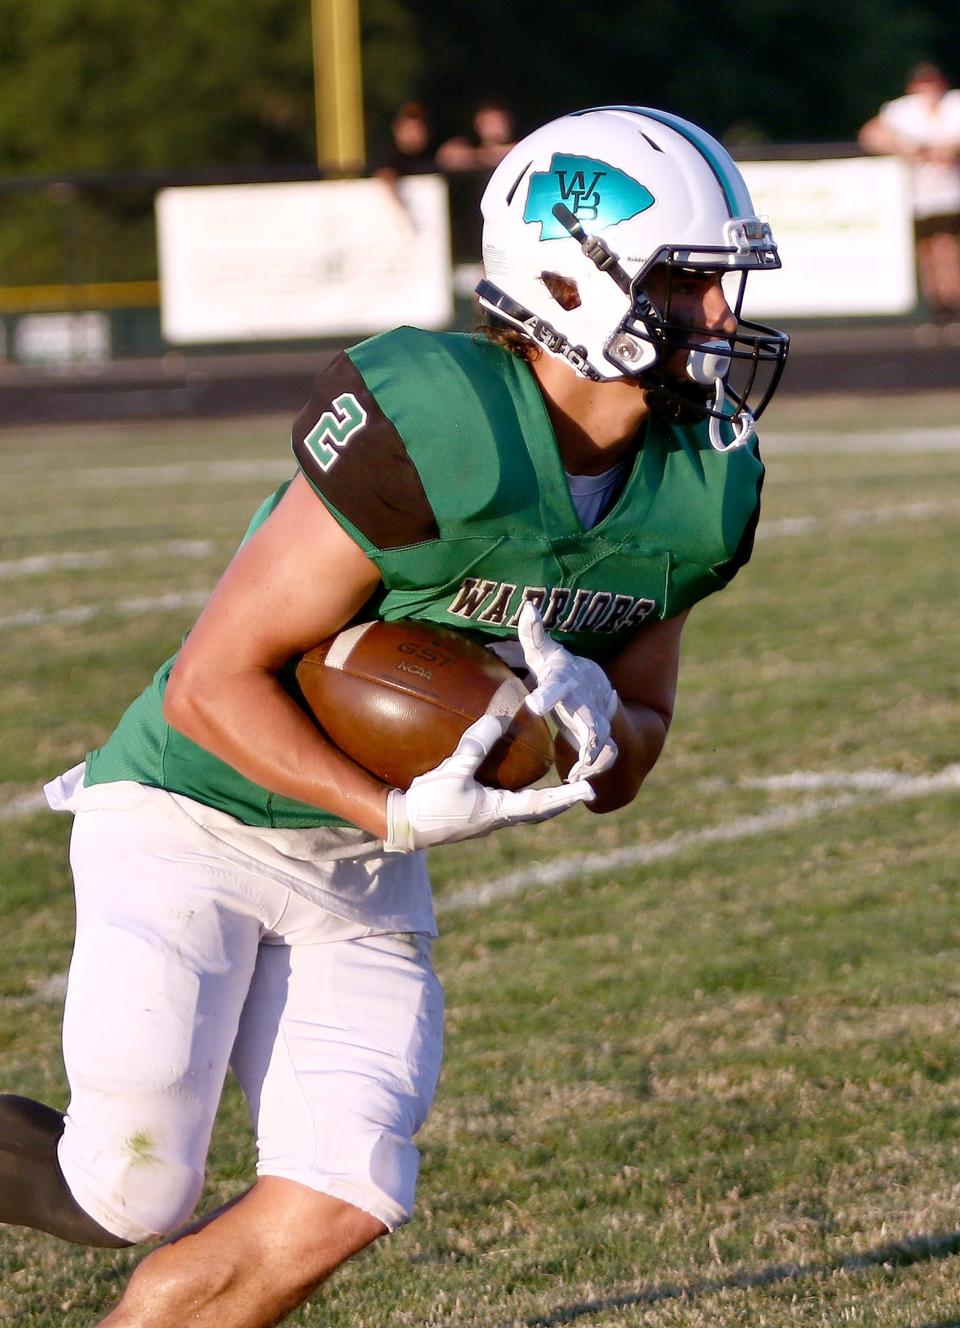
left=524, top=154, right=655, bottom=240
left=559, top=167, right=604, bottom=220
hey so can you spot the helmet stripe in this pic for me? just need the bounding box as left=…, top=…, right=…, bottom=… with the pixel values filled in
left=571, top=106, right=749, bottom=218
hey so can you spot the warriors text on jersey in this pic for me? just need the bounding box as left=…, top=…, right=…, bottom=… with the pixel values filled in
left=85, top=327, right=764, bottom=828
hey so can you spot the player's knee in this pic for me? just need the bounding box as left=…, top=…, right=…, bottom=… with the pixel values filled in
left=114, top=1155, right=206, bottom=1238
left=364, top=1128, right=421, bottom=1228
left=61, top=1130, right=205, bottom=1242
left=301, top=1122, right=422, bottom=1233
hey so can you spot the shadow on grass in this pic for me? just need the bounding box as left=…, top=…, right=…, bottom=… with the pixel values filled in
left=521, top=1227, right=960, bottom=1326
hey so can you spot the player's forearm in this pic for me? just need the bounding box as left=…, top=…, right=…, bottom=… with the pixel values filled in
left=556, top=699, right=669, bottom=813
left=163, top=664, right=391, bottom=836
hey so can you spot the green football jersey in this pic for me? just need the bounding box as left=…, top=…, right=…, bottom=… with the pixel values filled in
left=85, top=327, right=763, bottom=829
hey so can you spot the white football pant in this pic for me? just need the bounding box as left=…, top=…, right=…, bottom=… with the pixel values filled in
left=56, top=803, right=444, bottom=1243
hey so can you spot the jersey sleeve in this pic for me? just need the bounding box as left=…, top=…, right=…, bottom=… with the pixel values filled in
left=292, top=350, right=440, bottom=554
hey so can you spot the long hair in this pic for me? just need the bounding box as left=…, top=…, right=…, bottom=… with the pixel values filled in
left=473, top=271, right=580, bottom=361
left=474, top=317, right=540, bottom=362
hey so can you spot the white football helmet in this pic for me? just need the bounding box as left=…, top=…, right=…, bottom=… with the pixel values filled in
left=477, top=105, right=789, bottom=449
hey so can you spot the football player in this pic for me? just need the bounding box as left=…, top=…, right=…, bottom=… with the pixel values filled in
left=0, top=106, right=787, bottom=1327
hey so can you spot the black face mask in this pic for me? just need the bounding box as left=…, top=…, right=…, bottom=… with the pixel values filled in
left=606, top=257, right=790, bottom=445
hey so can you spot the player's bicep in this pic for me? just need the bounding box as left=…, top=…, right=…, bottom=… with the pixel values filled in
left=175, top=474, right=382, bottom=678
left=605, top=609, right=690, bottom=727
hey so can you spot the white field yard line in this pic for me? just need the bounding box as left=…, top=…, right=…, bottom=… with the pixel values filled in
left=761, top=498, right=960, bottom=539
left=0, top=591, right=209, bottom=632
left=762, top=426, right=960, bottom=453
left=0, top=540, right=215, bottom=579
left=4, top=486, right=958, bottom=627
left=4, top=763, right=957, bottom=841
left=0, top=789, right=49, bottom=822
left=740, top=769, right=943, bottom=792
left=78, top=460, right=294, bottom=488
left=3, top=765, right=958, bottom=1009
left=438, top=764, right=960, bottom=913
left=2, top=494, right=956, bottom=591
left=49, top=425, right=960, bottom=487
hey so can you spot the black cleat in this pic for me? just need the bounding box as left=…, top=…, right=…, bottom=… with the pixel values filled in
left=0, top=1095, right=133, bottom=1247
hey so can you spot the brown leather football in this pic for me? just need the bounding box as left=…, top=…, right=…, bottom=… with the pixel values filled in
left=294, top=619, right=554, bottom=791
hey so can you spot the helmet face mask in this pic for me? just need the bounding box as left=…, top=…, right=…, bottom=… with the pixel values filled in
left=477, top=106, right=790, bottom=449
left=609, top=254, right=788, bottom=442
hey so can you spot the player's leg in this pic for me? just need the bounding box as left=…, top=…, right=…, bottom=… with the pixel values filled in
left=926, top=229, right=960, bottom=316
left=916, top=233, right=938, bottom=312
left=238, top=924, right=444, bottom=1230
left=916, top=229, right=960, bottom=318
left=0, top=803, right=264, bottom=1246
left=95, top=1178, right=385, bottom=1328
left=95, top=912, right=444, bottom=1327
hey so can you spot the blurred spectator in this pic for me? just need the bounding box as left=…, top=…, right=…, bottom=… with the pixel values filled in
left=373, top=101, right=437, bottom=183
left=859, top=63, right=960, bottom=324
left=437, top=101, right=517, bottom=172
left=438, top=102, right=518, bottom=278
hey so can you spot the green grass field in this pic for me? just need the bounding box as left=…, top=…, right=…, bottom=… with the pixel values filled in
left=1, top=392, right=959, bottom=1326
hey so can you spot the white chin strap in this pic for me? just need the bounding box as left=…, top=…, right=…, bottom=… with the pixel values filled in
left=686, top=343, right=756, bottom=453
left=705, top=381, right=756, bottom=451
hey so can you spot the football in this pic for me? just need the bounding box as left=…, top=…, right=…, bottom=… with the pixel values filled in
left=294, top=619, right=554, bottom=791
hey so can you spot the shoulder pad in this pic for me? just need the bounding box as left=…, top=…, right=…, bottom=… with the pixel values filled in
left=292, top=351, right=439, bottom=551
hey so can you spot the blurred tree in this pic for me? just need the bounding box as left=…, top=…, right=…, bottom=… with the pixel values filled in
left=361, top=0, right=425, bottom=161
left=0, top=0, right=957, bottom=175
left=0, top=0, right=423, bottom=282
left=0, top=0, right=316, bottom=172
left=0, top=0, right=958, bottom=287
left=405, top=0, right=951, bottom=146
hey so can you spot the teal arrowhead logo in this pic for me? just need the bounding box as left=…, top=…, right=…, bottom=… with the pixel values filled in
left=524, top=154, right=655, bottom=240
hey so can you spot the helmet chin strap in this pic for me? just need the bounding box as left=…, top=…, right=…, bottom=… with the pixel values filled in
left=706, top=384, right=756, bottom=451
left=685, top=341, right=755, bottom=452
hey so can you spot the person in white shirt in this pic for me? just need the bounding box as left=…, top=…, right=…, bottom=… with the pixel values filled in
left=860, top=63, right=960, bottom=323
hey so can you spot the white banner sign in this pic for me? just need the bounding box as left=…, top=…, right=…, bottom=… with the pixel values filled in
left=738, top=157, right=916, bottom=317
left=157, top=176, right=453, bottom=343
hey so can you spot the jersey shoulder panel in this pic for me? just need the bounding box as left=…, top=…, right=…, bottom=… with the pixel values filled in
left=292, top=339, right=440, bottom=552
left=293, top=328, right=531, bottom=554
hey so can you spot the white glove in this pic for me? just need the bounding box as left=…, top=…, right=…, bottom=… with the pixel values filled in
left=384, top=712, right=595, bottom=853
left=517, top=601, right=619, bottom=782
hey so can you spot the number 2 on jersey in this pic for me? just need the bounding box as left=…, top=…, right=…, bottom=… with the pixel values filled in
left=302, top=393, right=368, bottom=472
